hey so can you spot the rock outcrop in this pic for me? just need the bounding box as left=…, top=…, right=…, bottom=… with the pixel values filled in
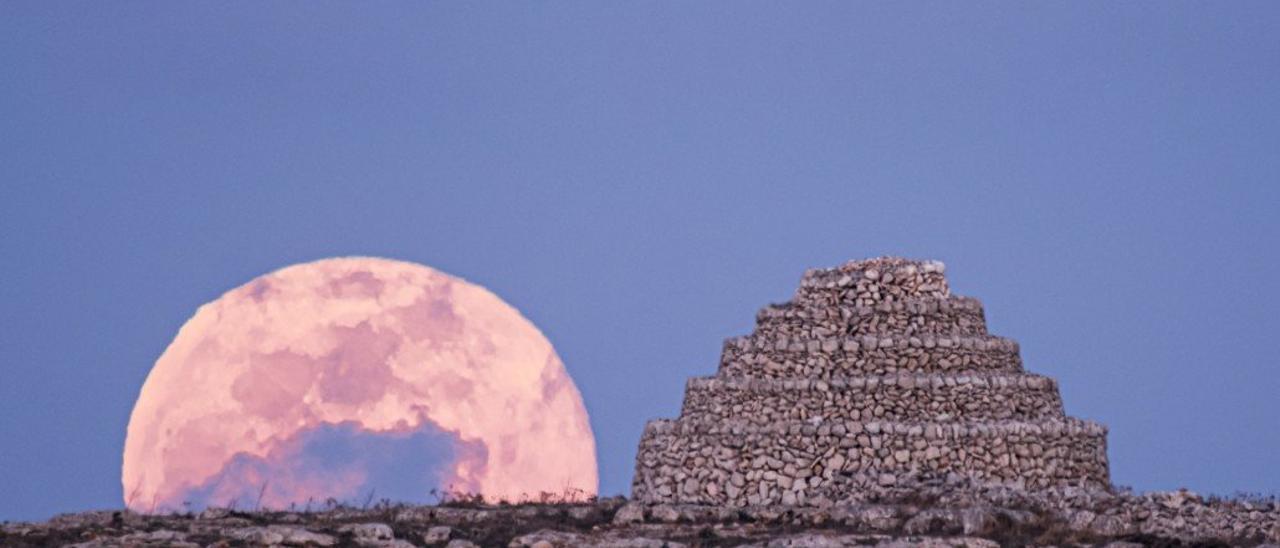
left=6, top=491, right=1278, bottom=547
left=633, top=257, right=1111, bottom=507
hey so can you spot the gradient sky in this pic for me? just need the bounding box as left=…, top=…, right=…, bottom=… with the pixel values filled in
left=2, top=2, right=1278, bottom=522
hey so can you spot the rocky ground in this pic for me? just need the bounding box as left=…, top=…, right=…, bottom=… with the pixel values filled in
left=3, top=489, right=1278, bottom=547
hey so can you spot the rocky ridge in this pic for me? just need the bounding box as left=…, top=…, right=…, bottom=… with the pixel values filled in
left=4, top=488, right=1278, bottom=547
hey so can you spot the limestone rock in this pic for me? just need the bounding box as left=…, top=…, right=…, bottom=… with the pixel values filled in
left=423, top=525, right=453, bottom=545
left=120, top=529, right=186, bottom=543
left=649, top=504, right=680, bottom=523
left=227, top=526, right=285, bottom=545
left=903, top=508, right=964, bottom=536
left=341, top=522, right=411, bottom=547
left=612, top=502, right=646, bottom=525
left=10, top=495, right=1280, bottom=547
left=509, top=529, right=584, bottom=547
left=877, top=538, right=997, bottom=548
left=341, top=522, right=394, bottom=541
left=851, top=505, right=904, bottom=531
left=274, top=526, right=338, bottom=546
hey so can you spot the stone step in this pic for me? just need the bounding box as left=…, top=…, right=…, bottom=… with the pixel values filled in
left=679, top=373, right=1064, bottom=424
left=719, top=333, right=1021, bottom=378
left=632, top=417, right=1109, bottom=507
left=752, top=295, right=988, bottom=339
left=639, top=416, right=1107, bottom=440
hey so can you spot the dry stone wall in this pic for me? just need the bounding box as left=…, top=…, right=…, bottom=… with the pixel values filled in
left=632, top=257, right=1111, bottom=507
left=718, top=333, right=1023, bottom=378
left=679, top=373, right=1064, bottom=425
left=636, top=419, right=1109, bottom=507
left=751, top=296, right=989, bottom=338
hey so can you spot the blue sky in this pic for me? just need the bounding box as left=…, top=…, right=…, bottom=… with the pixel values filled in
left=2, top=2, right=1278, bottom=521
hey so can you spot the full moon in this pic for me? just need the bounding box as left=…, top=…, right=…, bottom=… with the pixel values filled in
left=122, top=257, right=597, bottom=512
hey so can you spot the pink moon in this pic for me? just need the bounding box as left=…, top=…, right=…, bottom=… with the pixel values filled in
left=122, top=257, right=597, bottom=512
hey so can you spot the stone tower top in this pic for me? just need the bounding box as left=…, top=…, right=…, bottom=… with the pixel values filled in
left=798, top=257, right=950, bottom=302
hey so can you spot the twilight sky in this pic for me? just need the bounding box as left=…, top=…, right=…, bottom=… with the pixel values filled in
left=2, top=2, right=1278, bottom=521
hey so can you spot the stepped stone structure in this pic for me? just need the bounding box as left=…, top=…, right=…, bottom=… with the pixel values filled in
left=632, top=257, right=1110, bottom=507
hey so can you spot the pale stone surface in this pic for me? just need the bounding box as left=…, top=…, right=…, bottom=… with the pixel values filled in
left=274, top=525, right=339, bottom=546
left=341, top=522, right=394, bottom=540
left=423, top=525, right=453, bottom=544
left=226, top=526, right=285, bottom=544
left=650, top=504, right=680, bottom=523
left=612, top=502, right=646, bottom=525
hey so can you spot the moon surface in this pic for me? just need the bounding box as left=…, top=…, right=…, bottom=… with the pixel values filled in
left=122, top=257, right=597, bottom=512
